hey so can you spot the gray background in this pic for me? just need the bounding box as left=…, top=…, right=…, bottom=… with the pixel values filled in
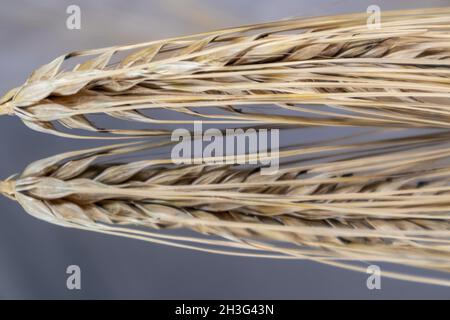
left=0, top=0, right=450, bottom=299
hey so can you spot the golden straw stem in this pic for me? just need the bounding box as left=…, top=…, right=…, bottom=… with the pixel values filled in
left=0, top=180, right=15, bottom=197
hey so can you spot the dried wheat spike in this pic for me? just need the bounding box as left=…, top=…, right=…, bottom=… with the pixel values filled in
left=1, top=132, right=450, bottom=286
left=1, top=8, right=450, bottom=138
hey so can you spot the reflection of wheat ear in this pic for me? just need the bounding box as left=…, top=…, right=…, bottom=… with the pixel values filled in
left=1, top=133, right=450, bottom=286
left=1, top=7, right=450, bottom=138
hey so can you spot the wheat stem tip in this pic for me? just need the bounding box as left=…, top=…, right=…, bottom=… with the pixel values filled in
left=0, top=102, right=14, bottom=116
left=0, top=180, right=15, bottom=197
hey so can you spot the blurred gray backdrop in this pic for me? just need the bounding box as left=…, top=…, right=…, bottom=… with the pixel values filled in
left=0, top=0, right=449, bottom=299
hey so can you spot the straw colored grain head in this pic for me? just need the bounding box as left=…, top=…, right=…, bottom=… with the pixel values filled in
left=1, top=132, right=450, bottom=286
left=1, top=7, right=450, bottom=138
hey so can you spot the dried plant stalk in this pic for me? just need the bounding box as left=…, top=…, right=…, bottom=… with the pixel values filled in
left=1, top=132, right=450, bottom=286
left=1, top=8, right=450, bottom=138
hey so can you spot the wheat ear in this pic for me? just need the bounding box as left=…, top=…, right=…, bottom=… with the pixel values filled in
left=1, top=132, right=450, bottom=286
left=0, top=7, right=450, bottom=138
